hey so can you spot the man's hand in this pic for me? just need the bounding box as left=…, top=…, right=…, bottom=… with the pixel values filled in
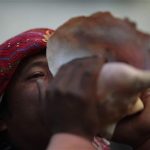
left=44, top=56, right=104, bottom=140
left=44, top=55, right=150, bottom=142
left=112, top=89, right=150, bottom=149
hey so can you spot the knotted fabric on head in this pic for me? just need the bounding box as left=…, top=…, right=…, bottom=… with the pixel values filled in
left=0, top=28, right=54, bottom=99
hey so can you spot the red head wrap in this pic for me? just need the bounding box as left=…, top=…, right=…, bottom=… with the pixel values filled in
left=0, top=28, right=54, bottom=96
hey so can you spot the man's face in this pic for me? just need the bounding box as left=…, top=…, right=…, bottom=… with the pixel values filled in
left=3, top=53, right=53, bottom=150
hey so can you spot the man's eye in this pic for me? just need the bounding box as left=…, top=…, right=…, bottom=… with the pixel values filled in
left=27, top=72, right=45, bottom=80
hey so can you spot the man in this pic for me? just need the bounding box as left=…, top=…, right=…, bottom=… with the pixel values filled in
left=0, top=21, right=149, bottom=150
left=0, top=27, right=110, bottom=150
left=0, top=27, right=112, bottom=150
left=0, top=28, right=54, bottom=150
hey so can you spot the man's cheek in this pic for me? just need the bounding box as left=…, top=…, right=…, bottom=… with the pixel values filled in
left=10, top=84, right=39, bottom=111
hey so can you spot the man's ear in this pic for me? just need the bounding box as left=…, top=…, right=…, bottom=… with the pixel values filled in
left=0, top=120, right=7, bottom=132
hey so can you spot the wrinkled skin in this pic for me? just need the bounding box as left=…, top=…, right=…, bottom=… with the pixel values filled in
left=2, top=53, right=53, bottom=150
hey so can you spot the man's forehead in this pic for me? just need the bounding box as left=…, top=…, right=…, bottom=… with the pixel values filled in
left=14, top=53, right=48, bottom=76
left=20, top=52, right=46, bottom=66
